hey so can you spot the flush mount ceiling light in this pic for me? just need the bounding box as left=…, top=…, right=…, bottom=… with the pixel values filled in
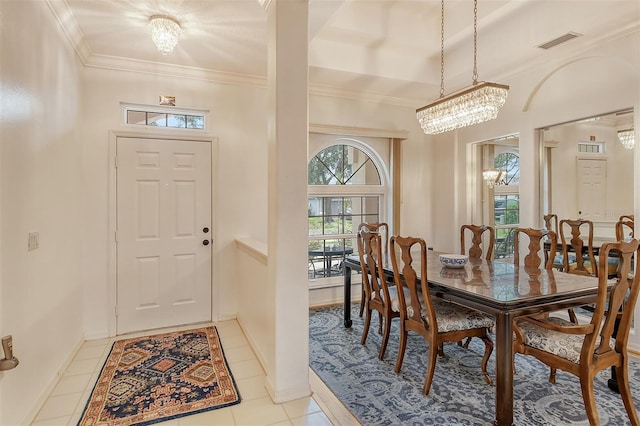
left=417, top=0, right=509, bottom=135
left=149, top=14, right=181, bottom=55
left=618, top=129, right=635, bottom=149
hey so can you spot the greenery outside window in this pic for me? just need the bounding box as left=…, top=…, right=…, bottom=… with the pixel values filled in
left=308, top=144, right=384, bottom=280
left=493, top=152, right=520, bottom=258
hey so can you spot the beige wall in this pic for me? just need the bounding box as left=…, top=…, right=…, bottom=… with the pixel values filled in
left=545, top=121, right=634, bottom=231
left=1, top=0, right=638, bottom=423
left=80, top=68, right=269, bottom=337
left=0, top=1, right=85, bottom=424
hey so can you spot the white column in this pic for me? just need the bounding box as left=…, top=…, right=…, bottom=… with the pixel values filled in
left=265, top=0, right=310, bottom=402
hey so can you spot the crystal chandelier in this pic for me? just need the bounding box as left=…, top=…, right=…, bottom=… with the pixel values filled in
left=149, top=15, right=181, bottom=55
left=482, top=169, right=503, bottom=188
left=618, top=129, right=635, bottom=149
left=417, top=0, right=509, bottom=135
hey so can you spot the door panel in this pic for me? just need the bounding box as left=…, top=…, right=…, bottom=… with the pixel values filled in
left=116, top=137, right=212, bottom=334
left=577, top=158, right=607, bottom=220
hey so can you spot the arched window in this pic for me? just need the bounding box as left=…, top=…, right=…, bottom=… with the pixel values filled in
left=308, top=145, right=381, bottom=185
left=495, top=152, right=520, bottom=186
left=308, top=143, right=386, bottom=281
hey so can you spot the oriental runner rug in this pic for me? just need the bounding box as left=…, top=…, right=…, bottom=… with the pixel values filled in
left=78, top=326, right=240, bottom=426
left=310, top=304, right=640, bottom=425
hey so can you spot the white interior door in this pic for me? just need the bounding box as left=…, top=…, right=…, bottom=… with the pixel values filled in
left=577, top=158, right=607, bottom=220
left=116, top=137, right=212, bottom=334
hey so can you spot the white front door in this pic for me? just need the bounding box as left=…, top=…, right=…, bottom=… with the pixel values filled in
left=577, top=158, right=607, bottom=220
left=116, top=137, right=212, bottom=334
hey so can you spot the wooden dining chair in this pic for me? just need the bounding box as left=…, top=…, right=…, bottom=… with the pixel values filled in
left=390, top=235, right=494, bottom=394
left=513, top=227, right=557, bottom=270
left=616, top=218, right=634, bottom=242
left=357, top=222, right=389, bottom=318
left=543, top=214, right=559, bottom=264
left=513, top=239, right=640, bottom=425
left=514, top=226, right=576, bottom=372
left=619, top=214, right=635, bottom=222
left=559, top=218, right=619, bottom=279
left=460, top=224, right=495, bottom=260
left=559, top=219, right=597, bottom=276
left=358, top=228, right=399, bottom=360
left=543, top=214, right=559, bottom=235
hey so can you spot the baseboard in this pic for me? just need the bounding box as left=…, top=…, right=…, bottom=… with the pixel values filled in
left=235, top=317, right=268, bottom=374
left=265, top=376, right=312, bottom=404
left=23, top=335, right=85, bottom=425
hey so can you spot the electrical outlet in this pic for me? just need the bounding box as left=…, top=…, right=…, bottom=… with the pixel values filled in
left=28, top=232, right=39, bottom=251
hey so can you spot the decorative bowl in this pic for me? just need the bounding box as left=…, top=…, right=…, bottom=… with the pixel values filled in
left=439, top=254, right=469, bottom=269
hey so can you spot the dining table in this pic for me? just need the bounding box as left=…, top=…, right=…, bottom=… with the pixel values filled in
left=343, top=250, right=603, bottom=426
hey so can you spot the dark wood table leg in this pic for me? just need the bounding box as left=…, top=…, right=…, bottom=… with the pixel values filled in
left=608, top=315, right=621, bottom=392
left=344, top=264, right=352, bottom=328
left=608, top=368, right=620, bottom=392
left=494, top=312, right=515, bottom=426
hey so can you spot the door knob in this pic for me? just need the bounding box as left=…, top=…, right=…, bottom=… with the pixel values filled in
left=203, top=239, right=210, bottom=246
left=203, top=227, right=209, bottom=233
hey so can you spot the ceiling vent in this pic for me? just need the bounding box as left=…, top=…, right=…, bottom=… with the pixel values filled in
left=537, top=32, right=582, bottom=50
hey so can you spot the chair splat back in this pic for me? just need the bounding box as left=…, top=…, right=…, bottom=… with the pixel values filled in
left=460, top=224, right=495, bottom=260
left=358, top=222, right=389, bottom=256
left=514, top=228, right=557, bottom=270
left=358, top=230, right=388, bottom=313
left=615, top=219, right=634, bottom=242
left=390, top=236, right=434, bottom=331
left=559, top=219, right=596, bottom=276
left=543, top=214, right=559, bottom=235
left=357, top=222, right=390, bottom=318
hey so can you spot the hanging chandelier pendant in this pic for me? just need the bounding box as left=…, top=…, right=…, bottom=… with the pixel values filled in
left=618, top=129, right=635, bottom=149
left=416, top=0, right=509, bottom=135
left=417, top=81, right=509, bottom=135
left=482, top=168, right=504, bottom=188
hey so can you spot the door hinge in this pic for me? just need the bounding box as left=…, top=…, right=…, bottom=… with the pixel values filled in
left=114, top=305, right=119, bottom=317
left=114, top=230, right=118, bottom=243
left=114, top=156, right=118, bottom=168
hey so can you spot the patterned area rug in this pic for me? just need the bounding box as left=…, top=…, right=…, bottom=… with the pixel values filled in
left=310, top=304, right=640, bottom=426
left=78, top=326, right=241, bottom=426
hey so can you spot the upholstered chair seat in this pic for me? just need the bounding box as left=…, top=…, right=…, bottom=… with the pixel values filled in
left=516, top=317, right=611, bottom=364
left=426, top=302, right=494, bottom=333
left=388, top=285, right=411, bottom=313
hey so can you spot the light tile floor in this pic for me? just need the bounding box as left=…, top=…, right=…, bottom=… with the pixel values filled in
left=31, top=320, right=360, bottom=426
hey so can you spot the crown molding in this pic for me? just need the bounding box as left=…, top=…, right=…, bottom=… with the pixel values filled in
left=85, top=53, right=268, bottom=88
left=45, top=0, right=92, bottom=66
left=43, top=0, right=424, bottom=107
left=45, top=0, right=638, bottom=112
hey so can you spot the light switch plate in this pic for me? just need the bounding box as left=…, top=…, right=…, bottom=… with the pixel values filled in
left=28, top=232, right=39, bottom=251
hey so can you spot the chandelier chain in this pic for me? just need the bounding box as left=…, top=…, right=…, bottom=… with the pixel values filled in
left=415, top=0, right=509, bottom=135
left=440, top=0, right=445, bottom=98
left=473, top=0, right=478, bottom=84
